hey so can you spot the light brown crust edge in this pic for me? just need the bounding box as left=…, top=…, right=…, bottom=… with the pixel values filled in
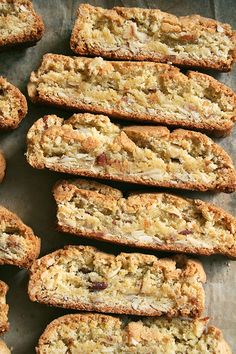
left=0, top=205, right=41, bottom=268
left=53, top=179, right=236, bottom=258
left=0, top=281, right=9, bottom=334
left=70, top=4, right=236, bottom=72
left=28, top=245, right=206, bottom=318
left=0, top=77, right=28, bottom=129
left=0, top=151, right=6, bottom=182
left=0, top=0, right=44, bottom=50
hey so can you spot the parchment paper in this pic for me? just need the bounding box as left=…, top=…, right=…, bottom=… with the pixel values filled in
left=0, top=1, right=235, bottom=353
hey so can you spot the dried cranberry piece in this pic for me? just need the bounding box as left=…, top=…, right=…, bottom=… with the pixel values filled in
left=89, top=281, right=108, bottom=292
left=179, top=229, right=193, bottom=235
left=96, top=153, right=108, bottom=166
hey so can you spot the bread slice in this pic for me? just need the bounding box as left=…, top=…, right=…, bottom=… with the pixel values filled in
left=27, top=54, right=236, bottom=136
left=53, top=179, right=236, bottom=258
left=70, top=4, right=236, bottom=72
left=0, top=205, right=40, bottom=268
left=0, top=150, right=6, bottom=182
left=36, top=313, right=231, bottom=354
left=0, top=281, right=9, bottom=334
left=0, top=77, right=27, bottom=129
left=0, top=0, right=44, bottom=49
left=0, top=340, right=10, bottom=354
left=28, top=245, right=206, bottom=317
left=26, top=113, right=236, bottom=193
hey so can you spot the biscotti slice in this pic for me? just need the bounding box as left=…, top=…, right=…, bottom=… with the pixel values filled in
left=0, top=0, right=44, bottom=49
left=54, top=179, right=236, bottom=258
left=36, top=314, right=232, bottom=354
left=71, top=4, right=236, bottom=72
left=28, top=245, right=206, bottom=317
left=0, top=340, right=10, bottom=354
left=0, top=205, right=40, bottom=268
left=27, top=54, right=236, bottom=136
left=26, top=113, right=236, bottom=193
left=0, top=281, right=9, bottom=333
left=0, top=150, right=6, bottom=182
left=0, top=77, right=27, bottom=129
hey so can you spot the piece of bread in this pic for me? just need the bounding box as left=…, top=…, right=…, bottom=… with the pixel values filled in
left=70, top=4, right=236, bottom=72
left=0, top=281, right=9, bottom=334
left=0, top=205, right=40, bottom=268
left=26, top=113, right=236, bottom=193
left=0, top=77, right=28, bottom=129
left=0, top=0, right=44, bottom=49
left=27, top=54, right=236, bottom=136
left=0, top=150, right=6, bottom=182
left=53, top=179, right=236, bottom=258
left=0, top=340, right=10, bottom=354
left=28, top=245, right=206, bottom=317
left=36, top=313, right=232, bottom=354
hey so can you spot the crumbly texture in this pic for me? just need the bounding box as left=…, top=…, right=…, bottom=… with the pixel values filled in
left=36, top=314, right=232, bottom=354
left=0, top=0, right=44, bottom=49
left=26, top=113, right=236, bottom=193
left=0, top=150, right=6, bottom=182
left=27, top=54, right=236, bottom=136
left=28, top=245, right=206, bottom=318
left=71, top=4, right=236, bottom=72
left=0, top=77, right=27, bottom=129
left=0, top=281, right=9, bottom=334
left=0, top=340, right=10, bottom=354
left=0, top=205, right=40, bottom=268
left=53, top=179, right=236, bottom=258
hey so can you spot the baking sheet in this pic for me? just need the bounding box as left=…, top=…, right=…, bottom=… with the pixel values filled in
left=0, top=0, right=235, bottom=352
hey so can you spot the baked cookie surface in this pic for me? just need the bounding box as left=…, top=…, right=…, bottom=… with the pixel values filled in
left=28, top=245, right=206, bottom=317
left=0, top=280, right=9, bottom=334
left=0, top=76, right=27, bottom=129
left=0, top=205, right=40, bottom=268
left=71, top=4, right=236, bottom=72
left=27, top=54, right=236, bottom=136
left=53, top=178, right=236, bottom=257
left=26, top=113, right=236, bottom=192
left=36, top=313, right=232, bottom=354
left=0, top=0, right=44, bottom=49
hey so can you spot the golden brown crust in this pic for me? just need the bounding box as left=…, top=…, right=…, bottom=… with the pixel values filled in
left=36, top=313, right=232, bottom=354
left=26, top=113, right=236, bottom=193
left=71, top=4, right=236, bottom=72
left=53, top=179, right=236, bottom=258
left=28, top=245, right=206, bottom=318
left=0, top=0, right=44, bottom=49
left=0, top=150, right=6, bottom=182
left=0, top=77, right=28, bottom=129
left=27, top=54, right=236, bottom=137
left=0, top=280, right=9, bottom=334
left=0, top=205, right=41, bottom=268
